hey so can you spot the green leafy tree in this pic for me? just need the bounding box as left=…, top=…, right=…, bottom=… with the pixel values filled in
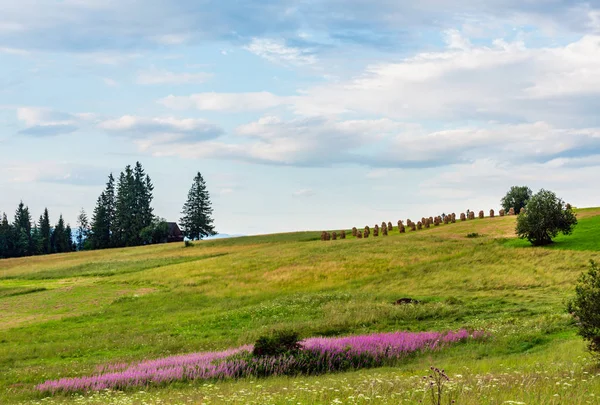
left=140, top=218, right=170, bottom=245
left=501, top=186, right=533, bottom=214
left=516, top=189, right=577, bottom=246
left=39, top=208, right=51, bottom=254
left=180, top=172, right=216, bottom=240
left=567, top=261, right=600, bottom=357
left=75, top=208, right=89, bottom=251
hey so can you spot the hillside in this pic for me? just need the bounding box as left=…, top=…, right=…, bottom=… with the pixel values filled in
left=2, top=208, right=600, bottom=404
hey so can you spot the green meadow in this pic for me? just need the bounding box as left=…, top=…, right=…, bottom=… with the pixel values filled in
left=2, top=208, right=600, bottom=404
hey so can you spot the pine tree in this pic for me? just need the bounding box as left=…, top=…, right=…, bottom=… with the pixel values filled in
left=13, top=201, right=32, bottom=257
left=31, top=224, right=43, bottom=255
left=90, top=174, right=115, bottom=249
left=65, top=224, right=74, bottom=252
left=104, top=173, right=116, bottom=247
left=52, top=215, right=67, bottom=253
left=180, top=172, right=216, bottom=240
left=115, top=166, right=135, bottom=246
left=39, top=208, right=51, bottom=254
left=76, top=208, right=89, bottom=251
left=0, top=213, right=11, bottom=258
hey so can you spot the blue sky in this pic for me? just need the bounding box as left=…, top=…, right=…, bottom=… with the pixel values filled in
left=2, top=0, right=600, bottom=234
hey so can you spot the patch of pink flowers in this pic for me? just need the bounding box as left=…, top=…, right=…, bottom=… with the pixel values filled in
left=37, top=329, right=486, bottom=394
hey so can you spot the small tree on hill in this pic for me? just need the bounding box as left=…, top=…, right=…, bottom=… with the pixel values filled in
left=567, top=261, right=600, bottom=357
left=516, top=189, right=577, bottom=246
left=501, top=186, right=532, bottom=215
left=180, top=172, right=216, bottom=240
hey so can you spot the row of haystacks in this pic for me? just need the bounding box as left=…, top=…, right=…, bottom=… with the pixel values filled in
left=320, top=207, right=518, bottom=241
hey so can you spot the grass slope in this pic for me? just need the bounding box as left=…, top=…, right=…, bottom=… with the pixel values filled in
left=1, top=208, right=600, bottom=404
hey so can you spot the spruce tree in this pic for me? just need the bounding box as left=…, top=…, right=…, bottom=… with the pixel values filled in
left=115, top=166, right=135, bottom=246
left=52, top=215, right=67, bottom=253
left=31, top=224, right=43, bottom=255
left=180, top=172, right=216, bottom=240
left=0, top=213, right=11, bottom=258
left=90, top=174, right=115, bottom=249
left=39, top=208, right=51, bottom=254
left=76, top=208, right=89, bottom=251
left=13, top=201, right=32, bottom=257
left=65, top=224, right=74, bottom=252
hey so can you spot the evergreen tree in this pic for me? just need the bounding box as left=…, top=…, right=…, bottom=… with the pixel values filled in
left=13, top=201, right=32, bottom=257
left=114, top=166, right=135, bottom=246
left=89, top=174, right=115, bottom=249
left=0, top=213, right=11, bottom=258
left=31, top=224, right=43, bottom=255
left=76, top=208, right=89, bottom=251
left=52, top=215, right=67, bottom=253
left=39, top=208, right=51, bottom=254
left=104, top=173, right=116, bottom=247
left=65, top=225, right=74, bottom=252
left=180, top=172, right=216, bottom=240
left=114, top=162, right=154, bottom=246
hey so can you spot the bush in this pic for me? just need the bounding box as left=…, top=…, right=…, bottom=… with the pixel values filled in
left=466, top=233, right=480, bottom=238
left=515, top=189, right=577, bottom=246
left=501, top=186, right=532, bottom=215
left=252, top=330, right=301, bottom=357
left=567, top=261, right=600, bottom=357
left=184, top=240, right=194, bottom=247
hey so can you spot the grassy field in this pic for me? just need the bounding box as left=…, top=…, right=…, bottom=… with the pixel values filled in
left=2, top=208, right=600, bottom=404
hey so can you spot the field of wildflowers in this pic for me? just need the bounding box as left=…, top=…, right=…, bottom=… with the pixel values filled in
left=37, top=330, right=485, bottom=394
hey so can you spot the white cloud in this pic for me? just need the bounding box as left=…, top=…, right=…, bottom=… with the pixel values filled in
left=288, top=34, right=600, bottom=126
left=159, top=92, right=291, bottom=112
left=245, top=38, right=317, bottom=65
left=98, top=115, right=223, bottom=143
left=136, top=69, right=212, bottom=85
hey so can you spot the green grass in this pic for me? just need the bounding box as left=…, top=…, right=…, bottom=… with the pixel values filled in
left=1, top=208, right=600, bottom=404
left=504, top=214, right=600, bottom=251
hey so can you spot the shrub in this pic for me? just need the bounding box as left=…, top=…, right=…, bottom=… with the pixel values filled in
left=466, top=232, right=480, bottom=238
left=501, top=185, right=532, bottom=215
left=184, top=240, right=194, bottom=248
left=567, top=261, right=600, bottom=357
left=252, top=330, right=301, bottom=357
left=516, top=189, right=577, bottom=246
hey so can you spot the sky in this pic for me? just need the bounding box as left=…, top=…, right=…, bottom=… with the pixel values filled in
left=2, top=0, right=600, bottom=235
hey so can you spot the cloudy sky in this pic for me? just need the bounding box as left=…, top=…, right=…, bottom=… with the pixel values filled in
left=2, top=0, right=600, bottom=235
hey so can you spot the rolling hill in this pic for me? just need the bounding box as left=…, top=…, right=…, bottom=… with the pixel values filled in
left=2, top=208, right=600, bottom=404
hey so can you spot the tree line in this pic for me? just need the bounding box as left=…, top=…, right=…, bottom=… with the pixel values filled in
left=0, top=162, right=215, bottom=259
